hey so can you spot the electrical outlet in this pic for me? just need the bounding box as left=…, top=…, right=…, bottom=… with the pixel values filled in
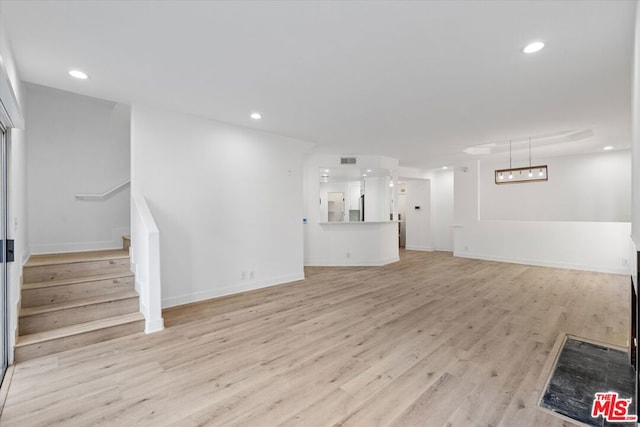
left=241, top=271, right=246, bottom=280
left=464, top=245, right=469, bottom=252
left=346, top=252, right=351, bottom=259
left=250, top=271, right=254, bottom=279
left=622, top=258, right=629, bottom=266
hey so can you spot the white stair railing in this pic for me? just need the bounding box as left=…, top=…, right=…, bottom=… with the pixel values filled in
left=131, top=193, right=164, bottom=333
left=75, top=180, right=130, bottom=200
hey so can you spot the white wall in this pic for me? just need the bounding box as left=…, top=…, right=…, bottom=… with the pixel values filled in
left=131, top=194, right=163, bottom=333
left=131, top=104, right=311, bottom=307
left=431, top=169, right=454, bottom=251
left=398, top=184, right=407, bottom=217
left=0, top=10, right=27, bottom=364
left=305, top=222, right=399, bottom=266
left=364, top=176, right=391, bottom=222
left=25, top=84, right=130, bottom=253
left=480, top=151, right=631, bottom=222
left=0, top=13, right=22, bottom=124
left=454, top=159, right=631, bottom=274
left=405, top=180, right=431, bottom=251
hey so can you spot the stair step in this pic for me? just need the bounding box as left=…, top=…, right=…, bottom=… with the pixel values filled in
left=19, top=291, right=140, bottom=335
left=23, top=271, right=135, bottom=290
left=17, top=249, right=144, bottom=362
left=15, top=312, right=145, bottom=362
left=21, top=272, right=135, bottom=307
left=24, top=250, right=131, bottom=283
left=25, top=249, right=130, bottom=267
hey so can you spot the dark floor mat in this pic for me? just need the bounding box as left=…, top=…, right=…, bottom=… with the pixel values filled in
left=541, top=337, right=636, bottom=426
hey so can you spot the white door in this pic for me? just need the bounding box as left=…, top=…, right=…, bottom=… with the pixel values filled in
left=327, top=192, right=345, bottom=222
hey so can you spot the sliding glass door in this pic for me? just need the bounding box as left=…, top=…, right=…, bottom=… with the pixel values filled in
left=0, top=124, right=7, bottom=384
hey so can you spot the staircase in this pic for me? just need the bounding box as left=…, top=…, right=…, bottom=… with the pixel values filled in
left=15, top=245, right=144, bottom=362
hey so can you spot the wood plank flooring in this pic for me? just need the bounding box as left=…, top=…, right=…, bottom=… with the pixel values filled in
left=0, top=250, right=629, bottom=426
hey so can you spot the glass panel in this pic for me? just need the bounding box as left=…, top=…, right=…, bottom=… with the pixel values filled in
left=0, top=125, right=7, bottom=384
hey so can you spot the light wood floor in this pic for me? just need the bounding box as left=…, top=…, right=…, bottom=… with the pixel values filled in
left=25, top=249, right=130, bottom=267
left=0, top=251, right=629, bottom=426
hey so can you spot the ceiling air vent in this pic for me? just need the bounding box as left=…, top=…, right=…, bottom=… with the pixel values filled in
left=340, top=157, right=357, bottom=165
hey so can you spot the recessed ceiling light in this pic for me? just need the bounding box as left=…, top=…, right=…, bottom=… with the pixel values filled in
left=442, top=166, right=448, bottom=170
left=366, top=169, right=372, bottom=173
left=523, top=42, right=545, bottom=54
left=69, top=69, right=89, bottom=79
left=362, top=174, right=367, bottom=177
left=250, top=112, right=262, bottom=120
left=324, top=169, right=330, bottom=173
left=603, top=146, right=613, bottom=151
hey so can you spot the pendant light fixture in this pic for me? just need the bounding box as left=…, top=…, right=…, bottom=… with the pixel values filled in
left=494, top=137, right=548, bottom=184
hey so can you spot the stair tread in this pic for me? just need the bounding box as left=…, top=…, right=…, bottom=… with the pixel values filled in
left=23, top=271, right=134, bottom=290
left=25, top=249, right=130, bottom=267
left=16, top=312, right=144, bottom=347
left=20, top=291, right=139, bottom=317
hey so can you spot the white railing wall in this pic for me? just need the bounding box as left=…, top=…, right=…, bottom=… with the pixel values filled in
left=131, top=193, right=164, bottom=333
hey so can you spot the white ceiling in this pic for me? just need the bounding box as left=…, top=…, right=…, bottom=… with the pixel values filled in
left=0, top=0, right=635, bottom=169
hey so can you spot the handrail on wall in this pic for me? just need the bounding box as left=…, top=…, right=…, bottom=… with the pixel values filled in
left=75, top=180, right=130, bottom=200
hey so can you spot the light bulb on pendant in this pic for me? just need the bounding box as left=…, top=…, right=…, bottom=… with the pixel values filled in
left=528, top=170, right=533, bottom=178
left=508, top=173, right=513, bottom=179
left=539, top=169, right=543, bottom=177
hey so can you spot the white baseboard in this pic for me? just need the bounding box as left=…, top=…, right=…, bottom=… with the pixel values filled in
left=31, top=241, right=121, bottom=255
left=137, top=293, right=164, bottom=333
left=404, top=246, right=433, bottom=252
left=132, top=262, right=140, bottom=293
left=304, top=256, right=400, bottom=267
left=30, top=227, right=130, bottom=255
left=162, top=272, right=306, bottom=308
left=7, top=271, right=23, bottom=366
left=145, top=319, right=164, bottom=334
left=453, top=251, right=629, bottom=275
left=21, top=248, right=31, bottom=265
